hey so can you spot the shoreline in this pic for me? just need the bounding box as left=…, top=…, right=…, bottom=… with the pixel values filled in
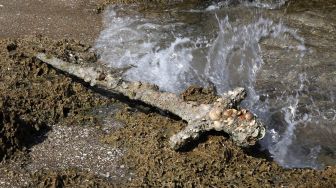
left=0, top=0, right=335, bottom=187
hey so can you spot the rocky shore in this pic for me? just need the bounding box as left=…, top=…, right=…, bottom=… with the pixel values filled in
left=0, top=0, right=335, bottom=187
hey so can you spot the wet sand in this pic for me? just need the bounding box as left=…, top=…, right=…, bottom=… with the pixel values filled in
left=0, top=0, right=102, bottom=43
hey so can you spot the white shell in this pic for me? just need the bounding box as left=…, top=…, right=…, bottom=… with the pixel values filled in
left=213, top=121, right=222, bottom=131
left=245, top=112, right=254, bottom=121
left=252, top=128, right=259, bottom=137
left=249, top=119, right=256, bottom=126
left=235, top=127, right=244, bottom=132
left=84, top=76, right=91, bottom=83
left=231, top=109, right=238, bottom=118
left=227, top=117, right=234, bottom=125
left=208, top=108, right=222, bottom=121
left=237, top=111, right=242, bottom=116
left=232, top=109, right=238, bottom=115
left=223, top=109, right=232, bottom=117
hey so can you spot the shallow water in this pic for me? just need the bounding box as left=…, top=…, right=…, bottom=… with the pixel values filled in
left=94, top=0, right=336, bottom=168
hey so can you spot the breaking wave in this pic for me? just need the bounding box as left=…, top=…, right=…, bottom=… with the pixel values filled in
left=95, top=2, right=335, bottom=169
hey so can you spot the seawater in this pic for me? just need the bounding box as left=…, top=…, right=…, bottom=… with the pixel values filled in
left=94, top=0, right=336, bottom=169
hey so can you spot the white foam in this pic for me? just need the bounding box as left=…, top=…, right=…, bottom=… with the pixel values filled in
left=267, top=74, right=322, bottom=168
left=95, top=6, right=205, bottom=92
left=95, top=5, right=335, bottom=168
